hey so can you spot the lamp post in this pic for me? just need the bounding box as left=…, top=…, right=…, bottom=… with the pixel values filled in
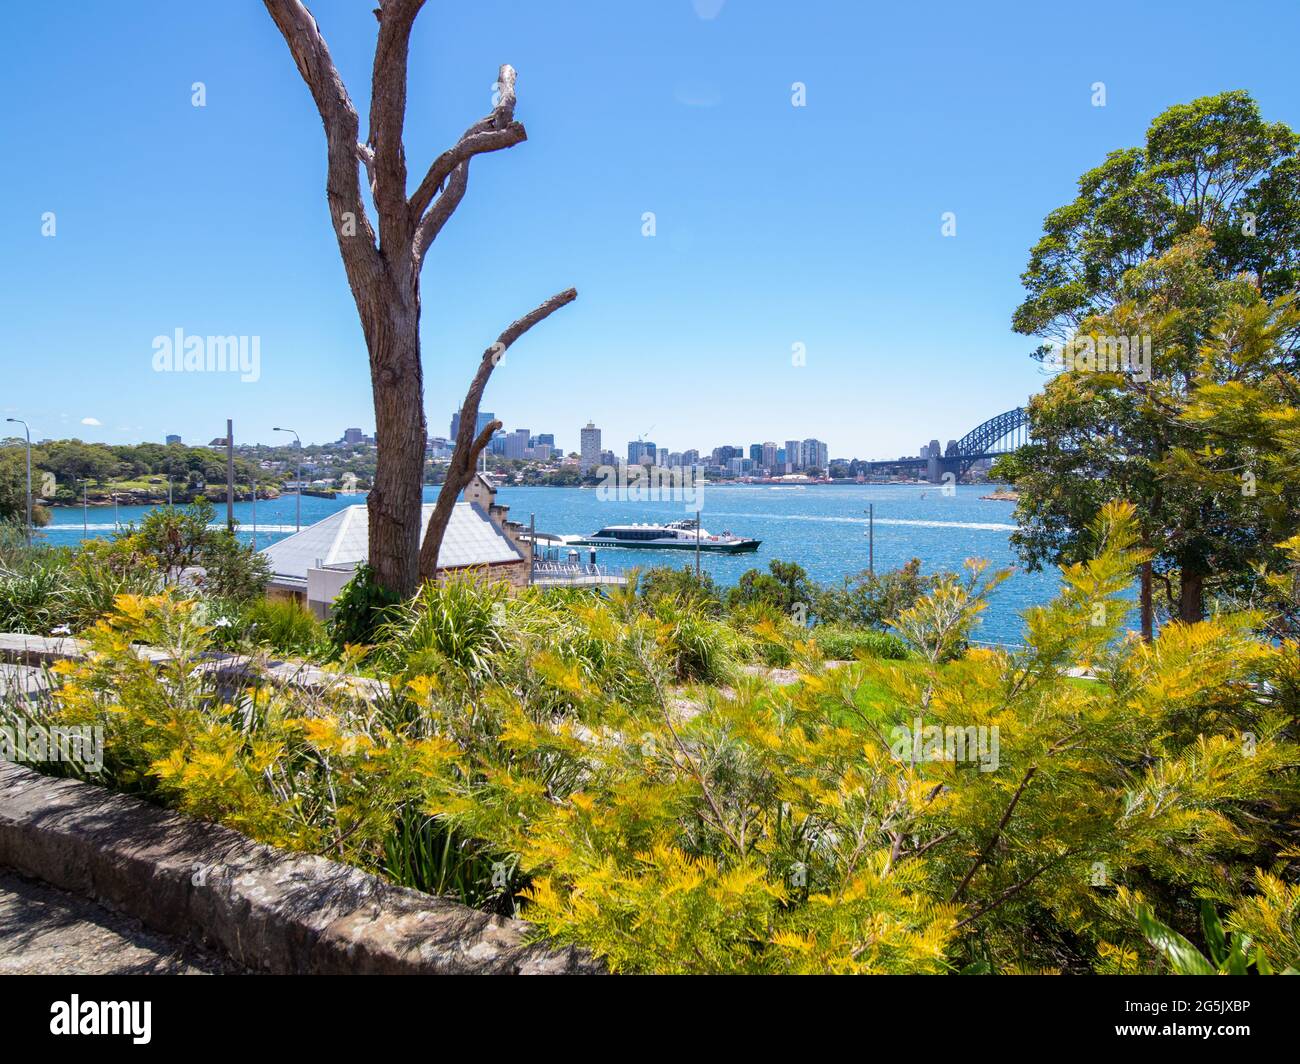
left=5, top=418, right=31, bottom=543
left=273, top=427, right=302, bottom=531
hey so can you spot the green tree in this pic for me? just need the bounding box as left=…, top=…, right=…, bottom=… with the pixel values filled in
left=1013, top=91, right=1299, bottom=344
left=816, top=558, right=936, bottom=630
left=999, top=230, right=1300, bottom=630
left=1005, top=91, right=1300, bottom=632
left=726, top=559, right=817, bottom=619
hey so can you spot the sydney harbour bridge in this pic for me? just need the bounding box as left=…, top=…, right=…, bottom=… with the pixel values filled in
left=860, top=407, right=1028, bottom=484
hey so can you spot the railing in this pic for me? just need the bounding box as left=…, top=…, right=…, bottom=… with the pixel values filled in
left=530, top=561, right=627, bottom=586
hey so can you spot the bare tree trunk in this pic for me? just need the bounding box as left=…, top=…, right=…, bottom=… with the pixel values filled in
left=1178, top=566, right=1205, bottom=624
left=1139, top=560, right=1154, bottom=642
left=364, top=298, right=426, bottom=594
left=264, top=0, right=569, bottom=598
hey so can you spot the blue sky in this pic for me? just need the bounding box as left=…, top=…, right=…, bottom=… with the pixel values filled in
left=3, top=0, right=1299, bottom=459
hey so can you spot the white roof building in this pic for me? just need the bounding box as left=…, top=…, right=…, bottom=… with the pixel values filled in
left=261, top=476, right=529, bottom=615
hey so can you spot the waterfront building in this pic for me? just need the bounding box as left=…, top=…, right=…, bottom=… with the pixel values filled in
left=580, top=422, right=601, bottom=471
left=263, top=473, right=530, bottom=616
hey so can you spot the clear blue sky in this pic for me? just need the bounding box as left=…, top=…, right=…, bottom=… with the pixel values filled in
left=4, top=0, right=1299, bottom=459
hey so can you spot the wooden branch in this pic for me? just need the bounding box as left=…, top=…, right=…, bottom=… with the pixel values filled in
left=368, top=0, right=425, bottom=256
left=416, top=288, right=578, bottom=579
left=414, top=161, right=469, bottom=264
left=949, top=766, right=1038, bottom=903
left=408, top=64, right=527, bottom=261
left=263, top=1, right=381, bottom=273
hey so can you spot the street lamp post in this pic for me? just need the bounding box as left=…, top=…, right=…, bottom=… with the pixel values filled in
left=5, top=418, right=31, bottom=543
left=273, top=427, right=302, bottom=532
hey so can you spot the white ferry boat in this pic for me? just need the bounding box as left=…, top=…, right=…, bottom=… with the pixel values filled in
left=568, top=518, right=760, bottom=553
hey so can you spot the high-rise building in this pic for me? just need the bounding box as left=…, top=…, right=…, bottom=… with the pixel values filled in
left=785, top=439, right=803, bottom=471
left=165, top=434, right=182, bottom=446
left=343, top=427, right=364, bottom=445
left=761, top=442, right=778, bottom=469
left=504, top=428, right=529, bottom=461
left=580, top=422, right=601, bottom=471
left=800, top=438, right=829, bottom=472
left=451, top=409, right=496, bottom=442
left=680, top=449, right=700, bottom=468
left=749, top=443, right=764, bottom=464
left=628, top=440, right=656, bottom=465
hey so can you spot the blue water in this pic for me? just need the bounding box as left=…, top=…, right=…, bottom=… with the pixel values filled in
left=39, top=484, right=1058, bottom=644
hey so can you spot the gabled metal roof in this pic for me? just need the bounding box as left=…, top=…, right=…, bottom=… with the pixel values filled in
left=260, top=503, right=523, bottom=581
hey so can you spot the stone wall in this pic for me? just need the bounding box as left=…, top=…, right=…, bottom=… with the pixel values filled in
left=0, top=761, right=601, bottom=975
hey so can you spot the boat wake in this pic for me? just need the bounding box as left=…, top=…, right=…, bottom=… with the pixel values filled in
left=705, top=512, right=1017, bottom=532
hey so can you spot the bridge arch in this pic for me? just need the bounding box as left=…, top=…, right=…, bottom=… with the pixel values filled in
left=951, top=407, right=1027, bottom=480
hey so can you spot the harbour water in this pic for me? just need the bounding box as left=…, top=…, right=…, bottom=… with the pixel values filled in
left=40, top=483, right=1060, bottom=645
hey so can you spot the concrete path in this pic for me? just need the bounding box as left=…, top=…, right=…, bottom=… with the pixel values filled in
left=0, top=869, right=241, bottom=975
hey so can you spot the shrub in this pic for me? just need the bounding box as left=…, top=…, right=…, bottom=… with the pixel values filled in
left=326, top=563, right=402, bottom=652
left=242, top=596, right=328, bottom=658
left=638, top=565, right=722, bottom=615
left=198, top=530, right=271, bottom=603
left=811, top=626, right=910, bottom=661
left=816, top=558, right=938, bottom=631
left=648, top=595, right=738, bottom=683
left=378, top=572, right=511, bottom=683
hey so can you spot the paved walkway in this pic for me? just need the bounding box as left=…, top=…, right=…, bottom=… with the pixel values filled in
left=0, top=869, right=242, bottom=975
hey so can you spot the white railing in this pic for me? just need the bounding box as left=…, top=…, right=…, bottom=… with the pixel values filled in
left=531, top=561, right=626, bottom=585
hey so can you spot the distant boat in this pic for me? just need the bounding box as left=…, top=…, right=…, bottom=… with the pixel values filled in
left=568, top=517, right=759, bottom=553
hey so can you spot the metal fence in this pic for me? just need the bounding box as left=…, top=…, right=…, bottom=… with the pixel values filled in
left=530, top=561, right=627, bottom=587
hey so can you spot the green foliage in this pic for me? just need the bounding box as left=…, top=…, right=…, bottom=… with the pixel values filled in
left=0, top=535, right=163, bottom=634
left=379, top=573, right=513, bottom=683
left=811, top=626, right=910, bottom=661
left=727, top=559, right=817, bottom=618
left=326, top=563, right=402, bottom=653
left=130, top=499, right=215, bottom=577
left=197, top=530, right=271, bottom=603
left=1131, top=891, right=1298, bottom=975
left=240, top=596, right=328, bottom=658
left=4, top=503, right=1296, bottom=975
left=0, top=448, right=51, bottom=527
left=637, top=564, right=723, bottom=614
left=1003, top=229, right=1300, bottom=625
left=816, top=558, right=937, bottom=631
left=1013, top=90, right=1300, bottom=339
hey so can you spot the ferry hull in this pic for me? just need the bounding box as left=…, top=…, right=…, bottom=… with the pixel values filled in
left=569, top=537, right=760, bottom=554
